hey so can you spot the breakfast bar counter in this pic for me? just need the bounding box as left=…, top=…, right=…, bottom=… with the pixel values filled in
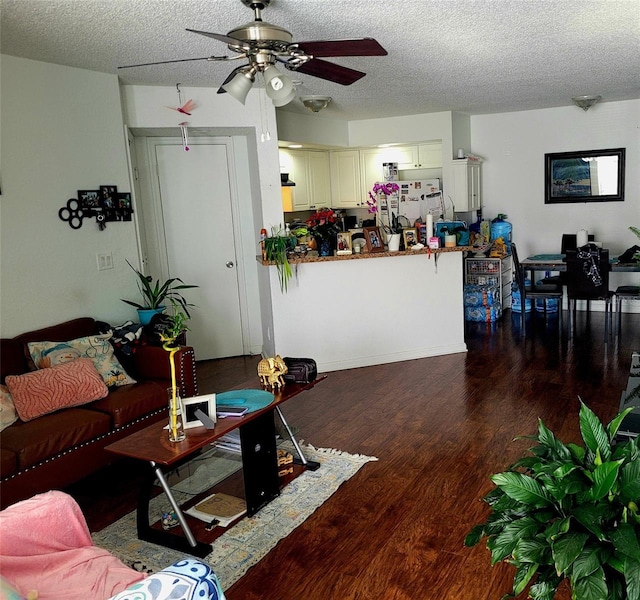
left=259, top=247, right=470, bottom=373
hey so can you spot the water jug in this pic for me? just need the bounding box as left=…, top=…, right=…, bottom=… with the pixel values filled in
left=511, top=280, right=532, bottom=312
left=491, top=214, right=512, bottom=252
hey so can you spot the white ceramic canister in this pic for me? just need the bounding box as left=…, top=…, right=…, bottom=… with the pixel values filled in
left=576, top=229, right=588, bottom=247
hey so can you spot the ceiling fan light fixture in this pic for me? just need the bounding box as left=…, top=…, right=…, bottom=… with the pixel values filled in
left=572, top=95, right=602, bottom=111
left=300, top=95, right=332, bottom=113
left=222, top=67, right=256, bottom=104
left=263, top=65, right=294, bottom=105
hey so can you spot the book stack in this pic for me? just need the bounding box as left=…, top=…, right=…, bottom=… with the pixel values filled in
left=214, top=429, right=241, bottom=454
left=185, top=492, right=246, bottom=527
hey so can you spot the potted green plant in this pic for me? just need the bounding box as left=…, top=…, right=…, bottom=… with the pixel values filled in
left=465, top=400, right=640, bottom=600
left=263, top=226, right=296, bottom=293
left=121, top=260, right=198, bottom=325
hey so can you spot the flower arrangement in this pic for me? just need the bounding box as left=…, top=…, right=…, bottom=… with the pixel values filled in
left=306, top=209, right=342, bottom=240
left=366, top=182, right=400, bottom=214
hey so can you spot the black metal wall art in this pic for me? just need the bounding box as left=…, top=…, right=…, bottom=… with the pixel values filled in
left=59, top=186, right=133, bottom=230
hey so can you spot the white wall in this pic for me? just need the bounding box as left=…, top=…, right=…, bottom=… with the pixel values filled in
left=472, top=99, right=640, bottom=290
left=0, top=56, right=140, bottom=337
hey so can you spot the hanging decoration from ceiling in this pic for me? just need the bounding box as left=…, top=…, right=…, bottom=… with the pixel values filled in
left=169, top=84, right=196, bottom=151
left=58, top=186, right=133, bottom=230
left=118, top=0, right=387, bottom=107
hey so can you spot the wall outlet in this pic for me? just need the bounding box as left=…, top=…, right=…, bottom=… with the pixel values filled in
left=96, top=252, right=113, bottom=271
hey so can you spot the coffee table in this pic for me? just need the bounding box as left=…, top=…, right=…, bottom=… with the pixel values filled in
left=105, top=378, right=324, bottom=557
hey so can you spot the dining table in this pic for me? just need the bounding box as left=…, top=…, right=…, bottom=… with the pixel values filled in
left=518, top=253, right=640, bottom=334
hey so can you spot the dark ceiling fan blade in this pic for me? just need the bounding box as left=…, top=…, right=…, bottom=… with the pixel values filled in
left=118, top=56, right=219, bottom=69
left=186, top=28, right=250, bottom=50
left=291, top=58, right=365, bottom=85
left=295, top=38, right=387, bottom=58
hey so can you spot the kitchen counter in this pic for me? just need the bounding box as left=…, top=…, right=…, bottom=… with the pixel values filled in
left=259, top=246, right=470, bottom=373
left=258, top=245, right=473, bottom=265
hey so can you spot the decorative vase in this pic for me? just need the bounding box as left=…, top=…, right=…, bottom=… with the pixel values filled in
left=138, top=306, right=165, bottom=325
left=387, top=233, right=401, bottom=252
left=167, top=387, right=185, bottom=442
left=315, top=237, right=334, bottom=257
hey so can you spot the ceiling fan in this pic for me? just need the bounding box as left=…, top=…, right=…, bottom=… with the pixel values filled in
left=118, top=0, right=387, bottom=106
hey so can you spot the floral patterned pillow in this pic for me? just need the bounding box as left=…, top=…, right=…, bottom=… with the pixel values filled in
left=28, top=333, right=136, bottom=388
left=0, top=385, right=19, bottom=430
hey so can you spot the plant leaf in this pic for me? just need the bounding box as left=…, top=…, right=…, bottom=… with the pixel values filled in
left=490, top=518, right=540, bottom=564
left=512, top=561, right=538, bottom=596
left=571, top=566, right=608, bottom=600
left=579, top=400, right=611, bottom=462
left=610, top=523, right=640, bottom=561
left=551, top=531, right=589, bottom=575
left=625, top=556, right=640, bottom=600
left=607, top=407, right=635, bottom=439
left=464, top=524, right=485, bottom=547
left=620, top=460, right=640, bottom=503
left=491, top=472, right=552, bottom=507
left=514, top=537, right=549, bottom=564
left=571, top=544, right=604, bottom=580
left=537, top=419, right=571, bottom=460
left=587, top=460, right=622, bottom=501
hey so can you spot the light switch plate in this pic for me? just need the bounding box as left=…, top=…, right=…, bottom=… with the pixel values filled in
left=96, top=253, right=113, bottom=271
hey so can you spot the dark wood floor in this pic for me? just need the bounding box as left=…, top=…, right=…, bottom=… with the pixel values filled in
left=73, top=309, right=639, bottom=600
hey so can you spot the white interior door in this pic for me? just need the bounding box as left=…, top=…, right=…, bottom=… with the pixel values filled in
left=155, top=142, right=244, bottom=359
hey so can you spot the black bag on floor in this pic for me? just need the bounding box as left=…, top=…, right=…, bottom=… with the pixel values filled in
left=283, top=357, right=317, bottom=383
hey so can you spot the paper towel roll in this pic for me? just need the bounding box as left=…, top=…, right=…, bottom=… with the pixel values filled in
left=426, top=214, right=433, bottom=239
left=577, top=229, right=588, bottom=247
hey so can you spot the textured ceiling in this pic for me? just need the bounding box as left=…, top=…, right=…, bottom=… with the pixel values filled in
left=2, top=0, right=639, bottom=120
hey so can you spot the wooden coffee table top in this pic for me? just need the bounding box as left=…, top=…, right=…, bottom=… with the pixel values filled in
left=106, top=378, right=325, bottom=466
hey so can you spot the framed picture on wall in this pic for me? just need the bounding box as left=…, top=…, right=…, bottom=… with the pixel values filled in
left=544, top=148, right=625, bottom=204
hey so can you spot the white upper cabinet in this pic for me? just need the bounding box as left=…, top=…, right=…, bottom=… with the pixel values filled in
left=280, top=149, right=331, bottom=211
left=330, top=150, right=362, bottom=208
left=450, top=159, right=482, bottom=212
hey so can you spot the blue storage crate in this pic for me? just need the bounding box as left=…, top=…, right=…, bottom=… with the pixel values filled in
left=464, top=284, right=500, bottom=307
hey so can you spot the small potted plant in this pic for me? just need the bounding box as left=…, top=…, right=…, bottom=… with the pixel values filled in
left=465, top=400, right=640, bottom=600
left=121, top=260, right=198, bottom=325
left=263, top=226, right=296, bottom=293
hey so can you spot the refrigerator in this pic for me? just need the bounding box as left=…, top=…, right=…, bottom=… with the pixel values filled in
left=376, top=179, right=441, bottom=231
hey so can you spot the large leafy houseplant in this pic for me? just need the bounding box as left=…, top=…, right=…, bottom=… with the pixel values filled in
left=121, top=260, right=198, bottom=316
left=465, top=401, right=640, bottom=600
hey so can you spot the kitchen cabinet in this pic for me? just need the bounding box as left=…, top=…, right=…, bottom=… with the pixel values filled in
left=450, top=158, right=482, bottom=212
left=279, top=149, right=331, bottom=211
left=330, top=150, right=362, bottom=208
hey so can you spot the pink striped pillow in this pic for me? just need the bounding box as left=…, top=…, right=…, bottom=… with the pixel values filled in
left=5, top=358, right=108, bottom=422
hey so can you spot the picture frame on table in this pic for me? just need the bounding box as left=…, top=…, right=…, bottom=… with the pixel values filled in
left=181, top=394, right=217, bottom=429
left=544, top=148, right=625, bottom=204
left=363, top=226, right=385, bottom=253
left=403, top=227, right=418, bottom=249
left=336, top=231, right=353, bottom=255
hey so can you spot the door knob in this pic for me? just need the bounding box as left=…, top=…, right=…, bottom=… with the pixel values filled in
left=226, top=261, right=234, bottom=268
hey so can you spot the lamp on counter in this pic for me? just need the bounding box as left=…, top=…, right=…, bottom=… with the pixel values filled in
left=572, top=95, right=602, bottom=111
left=300, top=95, right=332, bottom=113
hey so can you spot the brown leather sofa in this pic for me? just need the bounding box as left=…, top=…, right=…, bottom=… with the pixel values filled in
left=0, top=318, right=197, bottom=508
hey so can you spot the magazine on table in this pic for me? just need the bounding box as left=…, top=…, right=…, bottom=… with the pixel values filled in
left=185, top=492, right=246, bottom=527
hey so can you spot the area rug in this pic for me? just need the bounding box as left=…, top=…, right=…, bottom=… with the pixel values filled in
left=92, top=444, right=377, bottom=590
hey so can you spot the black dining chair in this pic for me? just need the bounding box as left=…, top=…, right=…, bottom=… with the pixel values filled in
left=511, top=243, right=564, bottom=333
left=539, top=233, right=595, bottom=285
left=565, top=246, right=615, bottom=338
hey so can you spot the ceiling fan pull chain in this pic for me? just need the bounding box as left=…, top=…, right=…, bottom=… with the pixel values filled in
left=260, top=89, right=271, bottom=142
